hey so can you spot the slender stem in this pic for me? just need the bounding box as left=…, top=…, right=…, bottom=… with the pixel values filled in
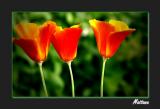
left=100, top=58, right=107, bottom=97
left=67, top=61, right=75, bottom=97
left=38, top=62, right=48, bottom=97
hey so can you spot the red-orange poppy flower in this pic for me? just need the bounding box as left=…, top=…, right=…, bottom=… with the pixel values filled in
left=13, top=21, right=57, bottom=62
left=89, top=19, right=136, bottom=58
left=51, top=25, right=82, bottom=62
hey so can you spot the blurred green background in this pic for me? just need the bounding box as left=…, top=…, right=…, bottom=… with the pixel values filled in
left=12, top=12, right=148, bottom=97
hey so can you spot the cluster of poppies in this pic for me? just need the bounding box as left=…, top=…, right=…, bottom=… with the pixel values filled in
left=13, top=19, right=135, bottom=97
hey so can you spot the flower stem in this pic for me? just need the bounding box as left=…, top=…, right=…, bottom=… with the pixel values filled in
left=38, top=62, right=48, bottom=97
left=100, top=58, right=107, bottom=97
left=67, top=61, right=75, bottom=97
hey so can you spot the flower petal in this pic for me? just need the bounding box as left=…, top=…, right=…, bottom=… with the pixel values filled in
left=15, top=22, right=39, bottom=39
left=89, top=19, right=115, bottom=57
left=13, top=38, right=44, bottom=62
left=39, top=21, right=57, bottom=57
left=52, top=26, right=82, bottom=62
left=109, top=19, right=129, bottom=32
left=106, top=29, right=136, bottom=58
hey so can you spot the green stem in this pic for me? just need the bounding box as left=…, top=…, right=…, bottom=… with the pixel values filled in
left=100, top=58, right=107, bottom=97
left=67, top=61, right=75, bottom=97
left=38, top=62, right=48, bottom=97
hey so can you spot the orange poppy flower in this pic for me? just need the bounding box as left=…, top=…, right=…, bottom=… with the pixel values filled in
left=89, top=19, right=136, bottom=58
left=51, top=25, right=82, bottom=62
left=13, top=21, right=57, bottom=62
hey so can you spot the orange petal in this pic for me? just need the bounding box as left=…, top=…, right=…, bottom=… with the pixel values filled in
left=52, top=27, right=82, bottom=62
left=15, top=22, right=39, bottom=39
left=89, top=19, right=115, bottom=57
left=106, top=29, right=136, bottom=58
left=51, top=33, right=62, bottom=60
left=39, top=21, right=57, bottom=57
left=13, top=38, right=44, bottom=62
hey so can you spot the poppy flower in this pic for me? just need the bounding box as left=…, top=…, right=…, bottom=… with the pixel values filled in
left=13, top=21, right=57, bottom=62
left=51, top=24, right=82, bottom=97
left=51, top=25, right=82, bottom=62
left=89, top=19, right=136, bottom=97
left=13, top=21, right=57, bottom=97
left=89, top=19, right=136, bottom=58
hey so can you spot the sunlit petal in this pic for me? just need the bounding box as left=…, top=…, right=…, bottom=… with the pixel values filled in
left=15, top=22, right=39, bottom=39
left=109, top=19, right=129, bottom=31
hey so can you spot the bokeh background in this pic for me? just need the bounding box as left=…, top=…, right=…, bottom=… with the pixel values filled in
left=12, top=12, right=148, bottom=97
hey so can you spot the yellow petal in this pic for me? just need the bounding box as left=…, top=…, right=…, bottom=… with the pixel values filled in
left=15, top=22, right=39, bottom=39
left=89, top=19, right=97, bottom=28
left=55, top=26, right=63, bottom=32
left=109, top=19, right=129, bottom=32
left=71, top=24, right=80, bottom=28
